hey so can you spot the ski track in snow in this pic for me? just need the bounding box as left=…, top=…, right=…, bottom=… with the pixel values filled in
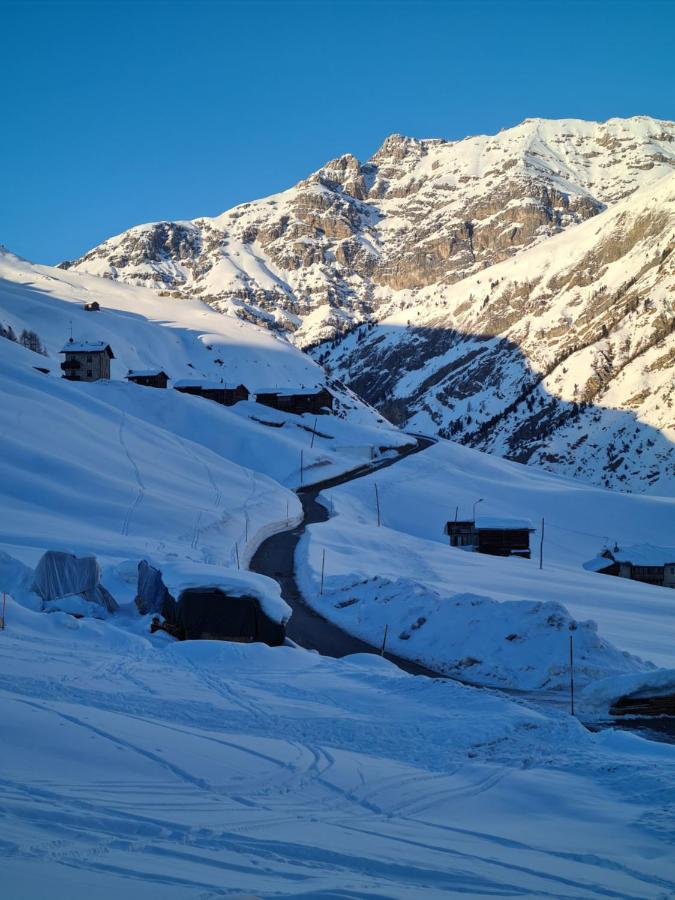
left=118, top=413, right=145, bottom=538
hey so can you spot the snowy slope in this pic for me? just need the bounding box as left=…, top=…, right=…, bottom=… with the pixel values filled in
left=329, top=173, right=675, bottom=493
left=0, top=248, right=407, bottom=580
left=296, top=439, right=675, bottom=679
left=2, top=601, right=675, bottom=898
left=62, top=116, right=675, bottom=492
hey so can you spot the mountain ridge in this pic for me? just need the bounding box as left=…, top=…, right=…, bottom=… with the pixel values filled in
left=60, top=115, right=675, bottom=492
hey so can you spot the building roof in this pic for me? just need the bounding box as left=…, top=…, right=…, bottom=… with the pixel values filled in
left=60, top=340, right=115, bottom=357
left=604, top=544, right=675, bottom=566
left=583, top=555, right=618, bottom=573
left=127, top=369, right=168, bottom=379
left=255, top=386, right=329, bottom=397
left=173, top=379, right=247, bottom=391
left=475, top=516, right=534, bottom=531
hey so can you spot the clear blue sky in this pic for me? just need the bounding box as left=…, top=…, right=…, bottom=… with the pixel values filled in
left=1, top=0, right=673, bottom=264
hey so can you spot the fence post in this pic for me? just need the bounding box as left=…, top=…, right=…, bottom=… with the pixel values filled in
left=570, top=634, right=575, bottom=716
left=539, top=517, right=545, bottom=570
left=380, top=624, right=388, bottom=656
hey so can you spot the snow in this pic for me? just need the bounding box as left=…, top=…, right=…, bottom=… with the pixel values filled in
left=1, top=598, right=675, bottom=898
left=475, top=515, right=534, bottom=530
left=605, top=544, right=675, bottom=566
left=60, top=339, right=114, bottom=354
left=580, top=668, right=675, bottom=719
left=2, top=241, right=675, bottom=895
left=295, top=439, right=675, bottom=677
left=156, top=560, right=291, bottom=624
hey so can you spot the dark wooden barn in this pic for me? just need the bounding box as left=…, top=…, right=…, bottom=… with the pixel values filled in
left=60, top=339, right=114, bottom=382
left=255, top=386, right=334, bottom=415
left=174, top=379, right=249, bottom=406
left=135, top=561, right=285, bottom=646
left=585, top=545, right=675, bottom=588
left=126, top=369, right=170, bottom=389
left=445, top=516, right=535, bottom=559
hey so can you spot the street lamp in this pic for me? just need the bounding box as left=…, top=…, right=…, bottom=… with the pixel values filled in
left=473, top=498, right=484, bottom=520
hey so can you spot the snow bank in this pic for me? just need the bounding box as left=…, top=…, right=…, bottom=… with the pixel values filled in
left=580, top=668, right=675, bottom=719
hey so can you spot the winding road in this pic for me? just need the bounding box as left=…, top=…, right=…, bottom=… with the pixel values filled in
left=250, top=435, right=440, bottom=676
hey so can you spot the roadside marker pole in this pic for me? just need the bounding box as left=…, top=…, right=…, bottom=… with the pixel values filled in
left=539, top=517, right=545, bottom=570
left=380, top=624, right=388, bottom=657
left=320, top=549, right=326, bottom=595
left=374, top=483, right=381, bottom=527
left=570, top=634, right=575, bottom=716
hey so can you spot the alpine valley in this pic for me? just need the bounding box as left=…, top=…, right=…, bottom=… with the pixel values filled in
left=63, top=116, right=675, bottom=493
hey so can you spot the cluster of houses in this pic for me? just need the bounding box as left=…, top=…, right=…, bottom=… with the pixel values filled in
left=59, top=338, right=334, bottom=414
left=585, top=545, right=675, bottom=589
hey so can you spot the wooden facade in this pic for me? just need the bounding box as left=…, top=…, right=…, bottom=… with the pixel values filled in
left=593, top=548, right=675, bottom=588
left=174, top=380, right=249, bottom=406
left=127, top=369, right=169, bottom=389
left=60, top=340, right=114, bottom=382
left=255, top=387, right=334, bottom=415
left=445, top=517, right=534, bottom=559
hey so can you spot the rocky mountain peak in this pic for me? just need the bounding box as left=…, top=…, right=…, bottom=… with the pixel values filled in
left=61, top=117, right=675, bottom=492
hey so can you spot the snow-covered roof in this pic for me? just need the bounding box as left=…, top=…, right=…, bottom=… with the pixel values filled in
left=583, top=555, right=617, bottom=573
left=173, top=379, right=246, bottom=390
left=475, top=516, right=534, bottom=531
left=127, top=368, right=168, bottom=378
left=157, top=561, right=291, bottom=625
left=60, top=340, right=114, bottom=356
left=607, top=544, right=675, bottom=566
left=255, top=386, right=328, bottom=397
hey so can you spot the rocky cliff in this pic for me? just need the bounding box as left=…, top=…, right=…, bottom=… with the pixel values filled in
left=62, top=116, right=675, bottom=492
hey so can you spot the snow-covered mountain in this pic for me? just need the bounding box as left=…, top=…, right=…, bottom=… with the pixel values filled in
left=62, top=116, right=675, bottom=491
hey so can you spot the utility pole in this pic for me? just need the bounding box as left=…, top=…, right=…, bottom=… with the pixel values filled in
left=374, top=483, right=381, bottom=527
left=569, top=634, right=575, bottom=716
left=310, top=417, right=318, bottom=449
left=235, top=542, right=240, bottom=570
left=539, top=517, right=545, bottom=570
left=454, top=505, right=458, bottom=522
left=320, top=549, right=326, bottom=595
left=380, top=624, right=388, bottom=657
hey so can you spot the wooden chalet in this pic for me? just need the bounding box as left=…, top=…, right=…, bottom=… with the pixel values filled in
left=60, top=339, right=114, bottom=382
left=444, top=516, right=535, bottom=559
left=585, top=545, right=675, bottom=588
left=255, top=386, right=334, bottom=415
left=126, top=369, right=169, bottom=389
left=173, top=379, right=249, bottom=406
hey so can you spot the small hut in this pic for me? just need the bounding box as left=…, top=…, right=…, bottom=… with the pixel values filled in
left=174, top=379, right=249, bottom=406
left=60, top=339, right=114, bottom=382
left=127, top=369, right=169, bottom=389
left=255, top=386, right=333, bottom=415
left=445, top=516, right=535, bottom=559
left=84, top=301, right=100, bottom=312
left=135, top=561, right=287, bottom=645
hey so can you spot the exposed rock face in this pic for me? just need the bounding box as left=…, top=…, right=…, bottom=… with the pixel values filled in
left=63, top=116, right=675, bottom=493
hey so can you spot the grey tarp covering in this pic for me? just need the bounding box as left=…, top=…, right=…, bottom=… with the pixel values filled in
left=31, top=550, right=117, bottom=612
left=135, top=560, right=173, bottom=615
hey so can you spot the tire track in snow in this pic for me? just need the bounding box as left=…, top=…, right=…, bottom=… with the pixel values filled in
left=118, top=413, right=145, bottom=537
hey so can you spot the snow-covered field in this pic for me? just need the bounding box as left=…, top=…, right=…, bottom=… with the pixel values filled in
left=2, top=600, right=675, bottom=899
left=2, top=245, right=675, bottom=896
left=296, top=440, right=675, bottom=683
